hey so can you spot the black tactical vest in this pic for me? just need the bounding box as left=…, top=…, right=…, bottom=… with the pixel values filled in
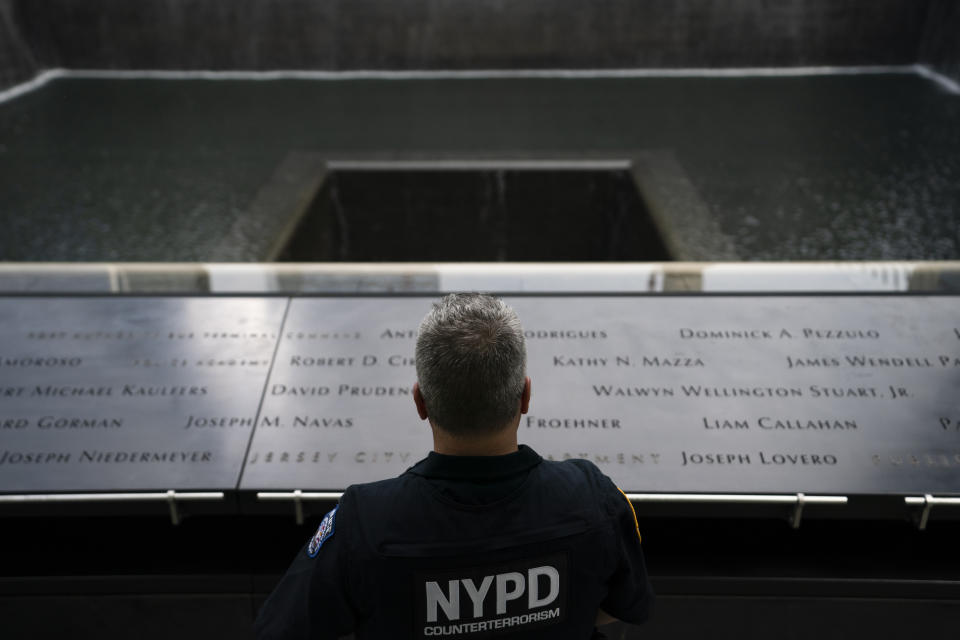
left=345, top=452, right=649, bottom=639
left=255, top=446, right=652, bottom=640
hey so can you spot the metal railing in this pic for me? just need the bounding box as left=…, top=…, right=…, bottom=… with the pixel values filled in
left=0, top=490, right=224, bottom=525
left=5, top=490, right=958, bottom=530
left=257, top=490, right=849, bottom=528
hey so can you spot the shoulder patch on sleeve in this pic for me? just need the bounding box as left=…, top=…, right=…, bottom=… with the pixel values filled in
left=307, top=506, right=338, bottom=557
left=617, top=488, right=641, bottom=543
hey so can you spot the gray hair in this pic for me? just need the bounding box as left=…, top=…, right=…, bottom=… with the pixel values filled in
left=415, top=293, right=527, bottom=435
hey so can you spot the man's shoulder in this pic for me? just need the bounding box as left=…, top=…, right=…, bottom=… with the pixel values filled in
left=538, top=455, right=610, bottom=484
left=340, top=468, right=439, bottom=521
left=332, top=474, right=425, bottom=548
left=343, top=472, right=422, bottom=504
left=534, top=456, right=624, bottom=512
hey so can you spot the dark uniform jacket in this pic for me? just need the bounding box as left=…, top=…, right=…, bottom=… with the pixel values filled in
left=256, top=445, right=653, bottom=639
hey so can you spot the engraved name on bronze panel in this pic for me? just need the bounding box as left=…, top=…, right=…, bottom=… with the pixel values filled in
left=0, top=297, right=287, bottom=492
left=239, top=296, right=960, bottom=495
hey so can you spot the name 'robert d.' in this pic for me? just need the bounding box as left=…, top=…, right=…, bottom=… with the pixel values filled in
left=289, top=355, right=415, bottom=367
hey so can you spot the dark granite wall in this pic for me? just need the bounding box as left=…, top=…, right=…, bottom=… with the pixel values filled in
left=13, top=0, right=932, bottom=71
left=0, top=0, right=37, bottom=91
left=919, top=0, right=960, bottom=84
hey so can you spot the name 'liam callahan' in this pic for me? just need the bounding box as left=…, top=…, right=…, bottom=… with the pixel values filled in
left=702, top=417, right=858, bottom=430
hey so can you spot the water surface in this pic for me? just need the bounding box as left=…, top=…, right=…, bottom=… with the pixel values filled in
left=0, top=73, right=957, bottom=261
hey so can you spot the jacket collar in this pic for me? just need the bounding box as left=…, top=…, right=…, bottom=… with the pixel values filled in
left=408, top=444, right=542, bottom=481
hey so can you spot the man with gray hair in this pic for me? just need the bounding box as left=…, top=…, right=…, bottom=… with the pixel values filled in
left=256, top=293, right=653, bottom=640
left=413, top=293, right=530, bottom=454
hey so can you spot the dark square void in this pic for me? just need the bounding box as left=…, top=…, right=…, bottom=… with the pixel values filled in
left=278, top=170, right=671, bottom=262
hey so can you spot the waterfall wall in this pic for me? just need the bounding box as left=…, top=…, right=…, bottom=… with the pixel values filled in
left=4, top=2, right=958, bottom=93
left=0, top=0, right=36, bottom=92
left=11, top=0, right=933, bottom=72
left=920, top=0, right=960, bottom=85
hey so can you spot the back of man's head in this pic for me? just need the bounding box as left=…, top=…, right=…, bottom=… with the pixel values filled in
left=415, top=293, right=526, bottom=436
